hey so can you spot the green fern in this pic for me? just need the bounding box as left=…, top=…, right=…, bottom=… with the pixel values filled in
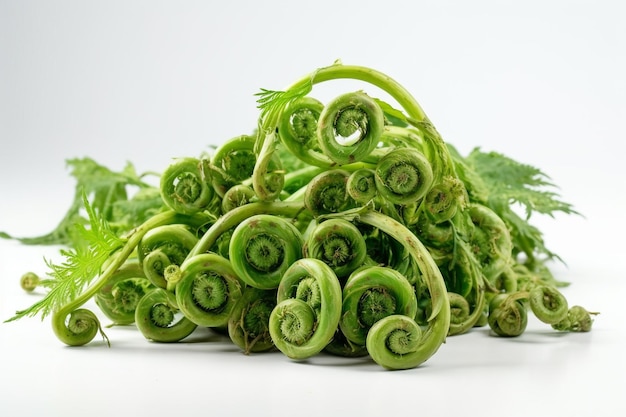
left=462, top=147, right=580, bottom=263
left=5, top=193, right=124, bottom=322
left=0, top=157, right=161, bottom=247
left=255, top=73, right=316, bottom=119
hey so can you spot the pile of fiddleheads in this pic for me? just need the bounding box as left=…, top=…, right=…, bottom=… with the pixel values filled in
left=3, top=61, right=597, bottom=370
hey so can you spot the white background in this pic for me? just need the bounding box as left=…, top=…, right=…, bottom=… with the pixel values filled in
left=1, top=1, right=625, bottom=416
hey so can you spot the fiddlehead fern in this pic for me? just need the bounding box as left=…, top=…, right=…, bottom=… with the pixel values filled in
left=51, top=308, right=107, bottom=347
left=278, top=96, right=333, bottom=167
left=135, top=287, right=197, bottom=342
left=366, top=314, right=423, bottom=370
left=317, top=91, right=385, bottom=165
left=6, top=62, right=590, bottom=370
left=487, top=293, right=528, bottom=337
left=339, top=266, right=417, bottom=346
left=288, top=63, right=456, bottom=182
left=209, top=134, right=258, bottom=196
left=20, top=272, right=40, bottom=292
left=229, top=214, right=304, bottom=289
left=160, top=157, right=215, bottom=215
left=346, top=168, right=377, bottom=204
left=228, top=287, right=277, bottom=354
left=303, top=218, right=367, bottom=279
left=375, top=148, right=433, bottom=205
left=415, top=216, right=455, bottom=249
left=423, top=176, right=466, bottom=224
left=448, top=292, right=471, bottom=327
left=269, top=258, right=342, bottom=359
left=303, top=169, right=354, bottom=216
left=528, top=285, right=568, bottom=325
left=552, top=305, right=598, bottom=332
left=137, top=224, right=199, bottom=288
left=221, top=184, right=256, bottom=213
left=95, top=261, right=153, bottom=325
left=175, top=253, right=243, bottom=327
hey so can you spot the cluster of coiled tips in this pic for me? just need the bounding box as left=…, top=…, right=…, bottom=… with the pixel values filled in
left=35, top=63, right=595, bottom=370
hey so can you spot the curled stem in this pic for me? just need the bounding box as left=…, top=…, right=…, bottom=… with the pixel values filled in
left=20, top=272, right=40, bottom=292
left=95, top=261, right=153, bottom=325
left=355, top=210, right=450, bottom=370
left=137, top=224, right=199, bottom=288
left=229, top=214, right=304, bottom=289
left=448, top=292, right=470, bottom=327
left=347, top=168, right=377, bottom=204
left=48, top=210, right=202, bottom=346
left=415, top=217, right=455, bottom=249
left=552, top=305, right=598, bottom=332
left=340, top=266, right=417, bottom=346
left=528, top=285, right=568, bottom=324
left=135, top=288, right=197, bottom=342
left=423, top=176, right=465, bottom=223
left=269, top=258, right=342, bottom=359
left=303, top=218, right=367, bottom=279
left=51, top=308, right=108, bottom=347
left=487, top=293, right=528, bottom=337
left=304, top=169, right=354, bottom=216
left=366, top=314, right=423, bottom=370
left=317, top=91, right=384, bottom=165
left=375, top=148, right=433, bottom=205
left=252, top=130, right=285, bottom=202
left=160, top=157, right=215, bottom=215
left=221, top=184, right=256, bottom=213
left=228, top=287, right=277, bottom=354
left=175, top=253, right=244, bottom=327
left=278, top=96, right=333, bottom=167
left=189, top=201, right=305, bottom=258
left=209, top=134, right=258, bottom=196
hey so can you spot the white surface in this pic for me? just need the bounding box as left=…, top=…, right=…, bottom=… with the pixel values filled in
left=1, top=1, right=625, bottom=416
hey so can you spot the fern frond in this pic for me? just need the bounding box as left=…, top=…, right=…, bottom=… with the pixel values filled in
left=5, top=193, right=125, bottom=322
left=255, top=74, right=315, bottom=119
